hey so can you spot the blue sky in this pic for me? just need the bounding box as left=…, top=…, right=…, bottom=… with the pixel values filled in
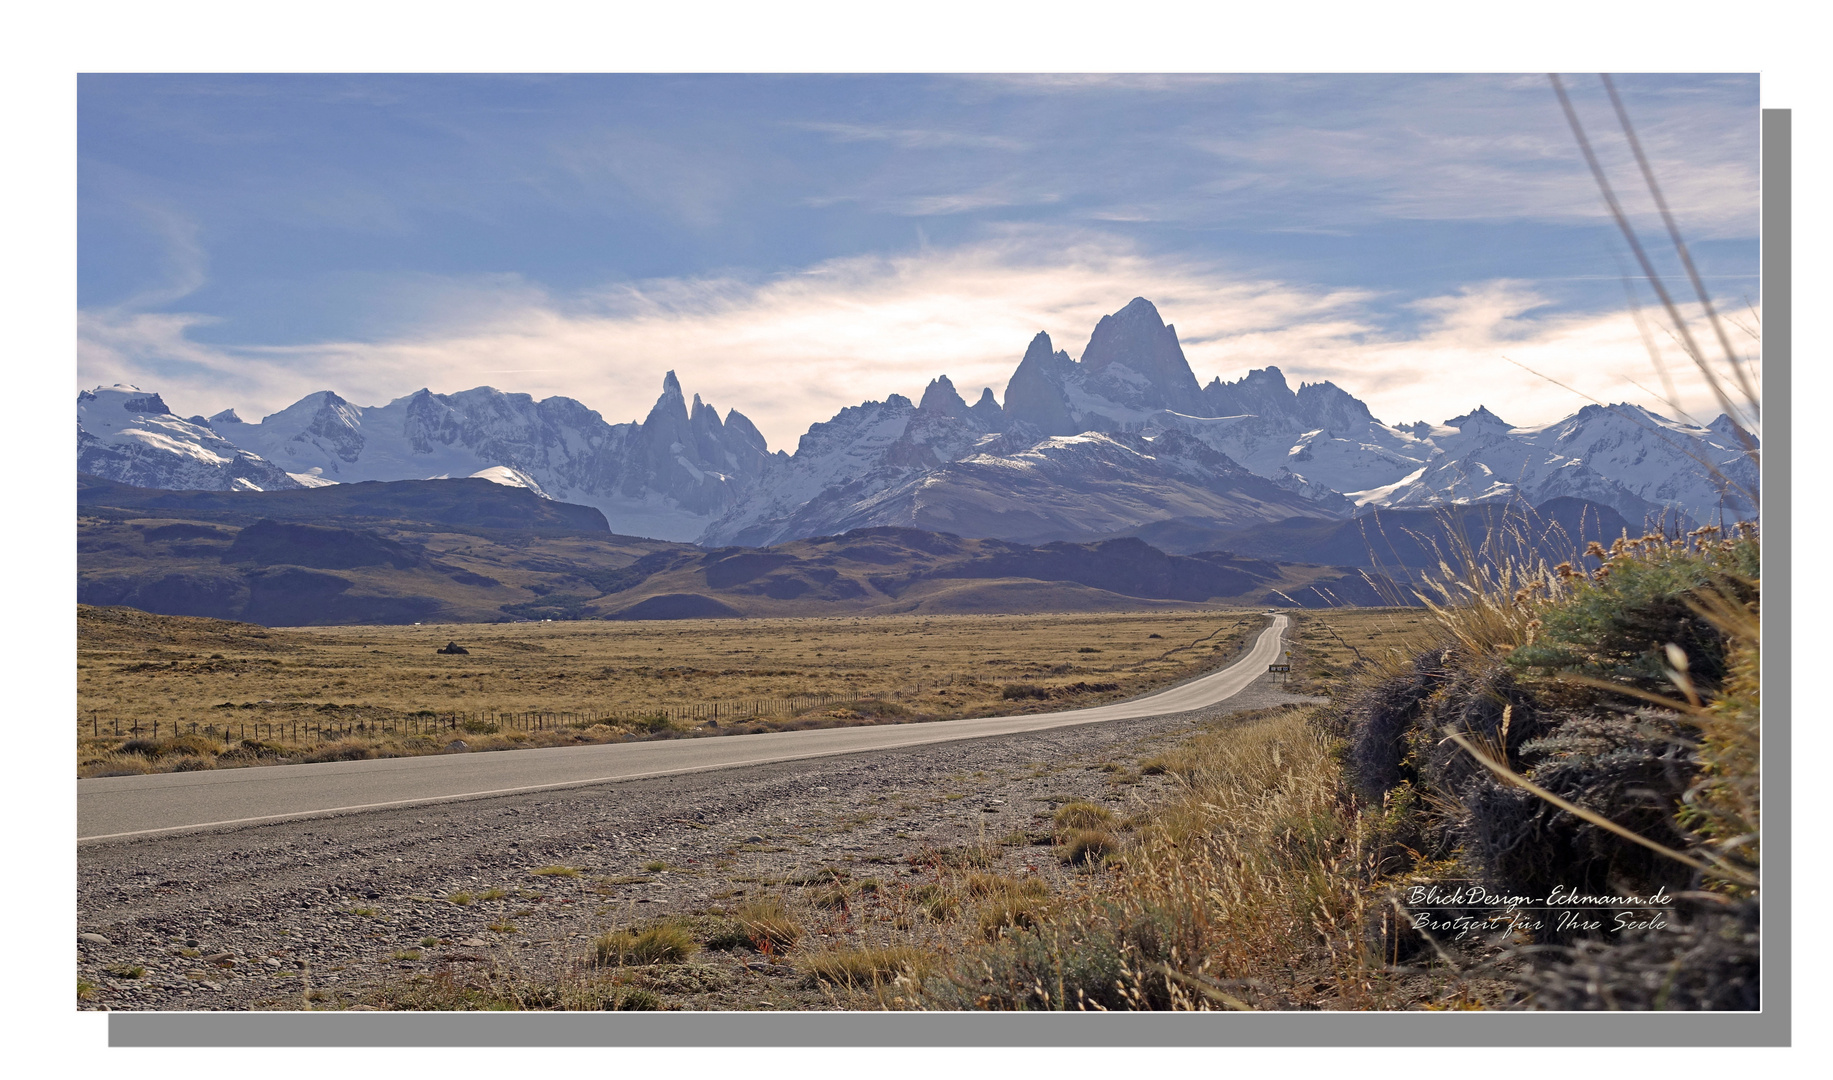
left=78, top=73, right=1761, bottom=448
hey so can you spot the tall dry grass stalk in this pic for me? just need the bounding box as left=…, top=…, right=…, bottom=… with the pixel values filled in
left=920, top=705, right=1404, bottom=1010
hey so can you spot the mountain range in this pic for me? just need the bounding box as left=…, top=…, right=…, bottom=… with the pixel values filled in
left=77, top=297, right=1759, bottom=546
left=78, top=475, right=1397, bottom=624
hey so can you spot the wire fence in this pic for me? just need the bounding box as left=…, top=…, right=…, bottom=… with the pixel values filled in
left=77, top=695, right=842, bottom=744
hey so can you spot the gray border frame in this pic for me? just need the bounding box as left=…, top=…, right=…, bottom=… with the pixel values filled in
left=107, top=103, right=1791, bottom=1052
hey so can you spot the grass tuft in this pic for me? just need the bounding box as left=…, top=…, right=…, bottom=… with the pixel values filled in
left=1058, top=829, right=1117, bottom=866
left=799, top=945, right=930, bottom=988
left=732, top=897, right=802, bottom=954
left=594, top=924, right=698, bottom=966
left=1051, top=801, right=1114, bottom=831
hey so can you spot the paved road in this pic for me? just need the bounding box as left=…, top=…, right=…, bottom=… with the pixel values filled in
left=79, top=614, right=1290, bottom=843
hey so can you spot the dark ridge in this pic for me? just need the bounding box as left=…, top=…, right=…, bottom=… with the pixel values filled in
left=78, top=473, right=612, bottom=537
left=604, top=594, right=744, bottom=620
left=1123, top=498, right=1633, bottom=570
left=224, top=519, right=427, bottom=571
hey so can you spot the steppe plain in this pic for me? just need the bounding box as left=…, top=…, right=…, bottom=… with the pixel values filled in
left=77, top=603, right=1436, bottom=1011
left=78, top=606, right=1439, bottom=776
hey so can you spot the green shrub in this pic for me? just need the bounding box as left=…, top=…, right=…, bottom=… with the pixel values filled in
left=1512, top=532, right=1759, bottom=695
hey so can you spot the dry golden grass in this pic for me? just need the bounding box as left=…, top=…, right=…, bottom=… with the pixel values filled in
left=731, top=896, right=803, bottom=954
left=593, top=925, right=698, bottom=966
left=908, top=704, right=1467, bottom=1010
left=1281, top=607, right=1439, bottom=695
left=76, top=604, right=1260, bottom=774
left=797, top=944, right=932, bottom=989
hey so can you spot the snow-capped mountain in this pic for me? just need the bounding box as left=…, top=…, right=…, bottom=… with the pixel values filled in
left=1145, top=377, right=1756, bottom=528
left=192, top=373, right=778, bottom=541
left=699, top=375, right=1008, bottom=545
left=995, top=297, right=1755, bottom=528
left=1003, top=297, right=1210, bottom=436
left=699, top=371, right=1327, bottom=546
left=77, top=386, right=303, bottom=493
left=77, top=296, right=1759, bottom=545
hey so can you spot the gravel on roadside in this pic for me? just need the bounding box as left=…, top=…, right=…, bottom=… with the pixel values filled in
left=77, top=678, right=1321, bottom=1011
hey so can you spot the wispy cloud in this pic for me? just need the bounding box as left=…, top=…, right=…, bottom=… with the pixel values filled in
left=78, top=232, right=1754, bottom=450
left=1188, top=75, right=1759, bottom=237
left=793, top=121, right=1030, bottom=152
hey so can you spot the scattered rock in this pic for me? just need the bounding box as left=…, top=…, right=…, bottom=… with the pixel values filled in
left=437, top=642, right=470, bottom=655
left=78, top=680, right=1307, bottom=1011
left=445, top=740, right=468, bottom=752
left=79, top=933, right=111, bottom=946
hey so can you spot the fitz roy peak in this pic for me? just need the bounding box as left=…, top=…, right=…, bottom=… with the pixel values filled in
left=76, top=297, right=1758, bottom=545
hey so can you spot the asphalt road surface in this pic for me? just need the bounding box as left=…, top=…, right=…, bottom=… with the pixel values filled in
left=79, top=614, right=1290, bottom=843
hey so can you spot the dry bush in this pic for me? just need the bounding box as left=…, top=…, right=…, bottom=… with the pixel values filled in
left=1326, top=524, right=1762, bottom=1006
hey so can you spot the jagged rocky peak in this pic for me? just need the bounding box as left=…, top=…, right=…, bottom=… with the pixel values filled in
left=638, top=371, right=696, bottom=452
left=722, top=409, right=770, bottom=454
left=968, top=387, right=1005, bottom=430
left=648, top=370, right=688, bottom=420
left=1078, top=297, right=1208, bottom=415
left=1446, top=405, right=1512, bottom=432
left=1205, top=366, right=1297, bottom=418
left=688, top=393, right=727, bottom=462
left=208, top=408, right=244, bottom=425
left=1002, top=331, right=1079, bottom=435
left=1292, top=380, right=1375, bottom=430
left=1204, top=366, right=1374, bottom=431
left=917, top=374, right=973, bottom=420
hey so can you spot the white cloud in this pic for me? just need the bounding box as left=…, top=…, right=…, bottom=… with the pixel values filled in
left=77, top=234, right=1759, bottom=451
left=1206, top=280, right=1761, bottom=432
